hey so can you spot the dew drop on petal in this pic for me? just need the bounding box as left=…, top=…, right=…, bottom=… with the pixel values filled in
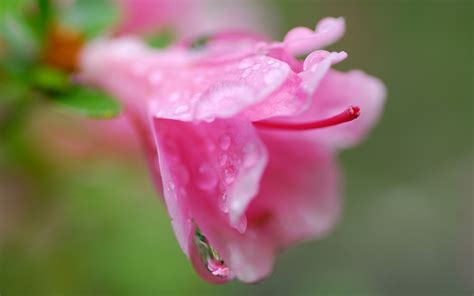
left=238, top=58, right=253, bottom=69
left=224, top=165, right=236, bottom=184
left=174, top=104, right=189, bottom=115
left=197, top=163, right=218, bottom=191
left=264, top=69, right=284, bottom=85
left=233, top=215, right=247, bottom=234
left=219, top=193, right=229, bottom=213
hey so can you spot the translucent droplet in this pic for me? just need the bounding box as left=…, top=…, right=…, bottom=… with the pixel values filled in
left=219, top=135, right=231, bottom=151
left=219, top=193, right=229, bottom=213
left=197, top=163, right=218, bottom=191
left=224, top=165, right=236, bottom=184
left=233, top=215, right=247, bottom=234
left=264, top=70, right=283, bottom=85
left=238, top=58, right=253, bottom=69
left=174, top=104, right=189, bottom=115
left=194, top=227, right=231, bottom=279
left=242, top=68, right=252, bottom=78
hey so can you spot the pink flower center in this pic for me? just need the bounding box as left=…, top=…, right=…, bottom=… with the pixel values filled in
left=254, top=106, right=360, bottom=131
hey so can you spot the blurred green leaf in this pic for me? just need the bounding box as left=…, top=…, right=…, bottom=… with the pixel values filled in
left=31, top=66, right=69, bottom=93
left=145, top=30, right=175, bottom=49
left=35, top=0, right=52, bottom=35
left=59, top=0, right=119, bottom=39
left=0, top=11, right=39, bottom=63
left=51, top=87, right=122, bottom=118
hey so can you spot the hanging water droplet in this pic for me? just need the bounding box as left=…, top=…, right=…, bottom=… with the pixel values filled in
left=194, top=227, right=231, bottom=278
left=233, top=215, right=247, bottom=234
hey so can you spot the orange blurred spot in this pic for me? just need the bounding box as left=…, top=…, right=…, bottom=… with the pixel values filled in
left=42, top=24, right=85, bottom=72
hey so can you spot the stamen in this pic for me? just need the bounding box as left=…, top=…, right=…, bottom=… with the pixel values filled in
left=254, top=106, right=360, bottom=131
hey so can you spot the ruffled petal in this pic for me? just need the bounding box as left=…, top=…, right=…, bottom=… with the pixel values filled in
left=198, top=133, right=341, bottom=283
left=304, top=69, right=387, bottom=148
left=80, top=38, right=310, bottom=122
left=283, top=17, right=346, bottom=56
left=151, top=117, right=267, bottom=253
left=246, top=133, right=341, bottom=246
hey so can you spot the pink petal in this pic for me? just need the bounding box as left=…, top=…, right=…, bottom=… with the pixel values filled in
left=115, top=0, right=195, bottom=35
left=80, top=38, right=309, bottom=122
left=199, top=133, right=341, bottom=283
left=283, top=17, right=346, bottom=56
left=307, top=69, right=387, bottom=148
left=298, top=50, right=348, bottom=95
left=247, top=133, right=341, bottom=246
left=151, top=117, right=267, bottom=253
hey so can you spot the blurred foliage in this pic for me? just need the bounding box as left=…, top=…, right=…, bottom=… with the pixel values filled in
left=0, top=0, right=473, bottom=295
left=0, top=0, right=122, bottom=127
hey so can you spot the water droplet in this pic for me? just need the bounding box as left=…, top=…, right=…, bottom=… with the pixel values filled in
left=238, top=58, right=253, bottom=69
left=224, top=165, right=236, bottom=184
left=174, top=104, right=189, bottom=114
left=219, top=193, right=229, bottom=213
left=233, top=216, right=247, bottom=234
left=242, top=68, right=252, bottom=78
left=197, top=163, right=218, bottom=191
left=267, top=60, right=274, bottom=65
left=194, top=227, right=231, bottom=279
left=219, top=135, right=231, bottom=150
left=264, top=69, right=284, bottom=85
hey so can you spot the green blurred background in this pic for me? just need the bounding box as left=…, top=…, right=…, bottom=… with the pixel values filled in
left=0, top=0, right=472, bottom=294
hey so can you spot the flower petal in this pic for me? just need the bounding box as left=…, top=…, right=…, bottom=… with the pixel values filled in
left=247, top=133, right=341, bottom=246
left=199, top=133, right=341, bottom=283
left=306, top=69, right=387, bottom=148
left=151, top=117, right=267, bottom=253
left=81, top=38, right=310, bottom=122
left=283, top=17, right=346, bottom=56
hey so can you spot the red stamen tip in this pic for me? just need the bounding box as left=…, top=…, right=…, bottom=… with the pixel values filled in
left=254, top=105, right=361, bottom=131
left=348, top=106, right=361, bottom=118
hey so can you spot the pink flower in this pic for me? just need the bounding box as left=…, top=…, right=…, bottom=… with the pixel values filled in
left=80, top=17, right=386, bottom=283
left=115, top=0, right=279, bottom=37
left=114, top=0, right=197, bottom=35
